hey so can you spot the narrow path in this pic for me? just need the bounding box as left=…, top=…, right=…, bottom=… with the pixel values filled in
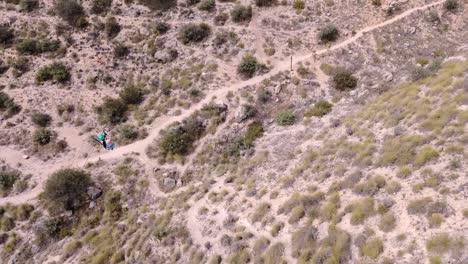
left=0, top=0, right=444, bottom=205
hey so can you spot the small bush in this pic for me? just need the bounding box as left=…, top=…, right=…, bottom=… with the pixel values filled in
left=186, top=0, right=200, bottom=5
left=33, top=128, right=52, bottom=145
left=44, top=217, right=64, bottom=239
left=90, top=0, right=112, bottom=14
left=198, top=0, right=215, bottom=11
left=118, top=124, right=138, bottom=142
left=319, top=24, right=338, bottom=42
left=276, top=110, right=295, bottom=126
left=349, top=198, right=375, bottom=225
left=360, top=237, right=383, bottom=259
left=237, top=54, right=258, bottom=78
left=0, top=92, right=21, bottom=118
left=288, top=205, right=305, bottom=224
left=426, top=233, right=452, bottom=254
left=20, top=0, right=39, bottom=12
left=155, top=21, right=170, bottom=34
left=0, top=170, right=20, bottom=194
left=429, top=213, right=444, bottom=228
left=255, top=0, right=275, bottom=7
left=119, top=83, right=144, bottom=105
left=251, top=202, right=271, bottom=223
left=244, top=121, right=263, bottom=147
left=396, top=166, right=412, bottom=178
left=411, top=67, right=430, bottom=81
left=138, top=0, right=177, bottom=10
left=353, top=176, right=386, bottom=196
left=379, top=212, right=396, bottom=232
left=414, top=146, right=439, bottom=167
left=43, top=168, right=91, bottom=210
left=304, top=100, right=332, bottom=117
left=113, top=43, right=129, bottom=58
left=443, top=0, right=458, bottom=12
left=231, top=5, right=253, bottom=23
left=97, top=97, right=128, bottom=125
left=0, top=26, right=14, bottom=46
left=16, top=39, right=60, bottom=55
left=55, top=0, right=87, bottom=28
left=407, top=197, right=433, bottom=215
left=292, top=0, right=305, bottom=10
left=31, top=112, right=52, bottom=127
left=178, top=23, right=211, bottom=44
left=333, top=70, right=357, bottom=91
left=36, top=62, right=70, bottom=83
left=105, top=17, right=121, bottom=39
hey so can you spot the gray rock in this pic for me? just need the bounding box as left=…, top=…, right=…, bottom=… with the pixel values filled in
left=235, top=104, right=256, bottom=122
left=163, top=177, right=177, bottom=190
left=87, top=186, right=103, bottom=200
left=89, top=201, right=96, bottom=209
left=65, top=210, right=73, bottom=217
left=383, top=71, right=393, bottom=82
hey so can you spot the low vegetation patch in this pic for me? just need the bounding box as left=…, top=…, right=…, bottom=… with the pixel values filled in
left=319, top=24, right=339, bottom=42
left=304, top=100, right=332, bottom=117
left=0, top=92, right=21, bottom=118
left=36, top=62, right=70, bottom=83
left=333, top=70, right=357, bottom=91
left=178, top=23, right=211, bottom=44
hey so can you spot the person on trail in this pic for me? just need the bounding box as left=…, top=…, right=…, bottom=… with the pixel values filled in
left=97, top=133, right=107, bottom=149
left=104, top=133, right=115, bottom=151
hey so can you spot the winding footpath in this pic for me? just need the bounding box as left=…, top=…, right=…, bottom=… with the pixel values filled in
left=0, top=0, right=445, bottom=205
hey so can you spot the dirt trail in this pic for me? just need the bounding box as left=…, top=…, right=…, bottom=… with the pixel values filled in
left=0, top=0, right=444, bottom=205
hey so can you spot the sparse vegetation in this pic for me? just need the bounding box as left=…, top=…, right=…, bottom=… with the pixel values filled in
left=333, top=70, right=357, bottom=91
left=304, top=100, right=332, bottom=117
left=31, top=112, right=52, bottom=127
left=237, top=54, right=258, bottom=78
left=231, top=5, right=253, bottom=23
left=33, top=128, right=52, bottom=145
left=36, top=62, right=70, bottom=83
left=360, top=237, right=384, bottom=259
left=443, top=0, right=458, bottom=12
left=319, top=24, right=339, bottom=42
left=198, top=0, right=215, bottom=12
left=54, top=0, right=87, bottom=28
left=276, top=110, right=295, bottom=126
left=0, top=92, right=21, bottom=118
left=178, top=23, right=211, bottom=44
left=97, top=97, right=128, bottom=125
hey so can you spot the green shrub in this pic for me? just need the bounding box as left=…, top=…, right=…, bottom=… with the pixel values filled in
left=353, top=176, right=386, bottom=196
left=396, top=166, right=412, bottom=178
left=104, top=191, right=123, bottom=220
left=138, top=0, right=177, bottom=10
left=43, top=168, right=91, bottom=210
left=105, top=17, right=121, bottom=39
left=288, top=205, right=305, bottom=224
left=118, top=124, right=138, bottom=142
left=0, top=170, right=20, bottom=194
left=33, top=128, right=52, bottom=145
left=97, top=97, right=128, bottom=125
left=55, top=0, right=87, bottom=28
left=44, top=217, right=64, bottom=239
left=429, top=213, right=444, bottom=228
left=276, top=110, right=295, bottom=126
left=255, top=0, right=275, bottom=7
left=155, top=21, right=170, bottom=34
left=36, top=62, right=70, bottom=83
left=178, top=23, right=211, bottom=44
left=426, top=233, right=452, bottom=254
left=407, top=197, right=433, bottom=215
left=0, top=92, right=21, bottom=118
left=91, top=0, right=112, bottom=14
left=244, top=121, right=263, bottom=147
left=304, top=100, right=332, bottom=117
left=0, top=26, right=14, bottom=46
left=237, top=54, right=258, bottom=78
left=186, top=0, right=200, bottom=5
left=198, top=0, right=215, bottom=11
left=16, top=39, right=39, bottom=54
left=160, top=119, right=205, bottom=156
left=443, top=0, right=458, bottom=12
left=263, top=243, right=285, bottom=264
left=251, top=202, right=271, bottom=223
left=64, top=240, right=82, bottom=257
left=411, top=67, right=430, bottom=81
left=113, top=43, right=129, bottom=58
left=379, top=212, right=396, bottom=232
left=16, top=39, right=60, bottom=55
left=20, top=0, right=39, bottom=12
left=31, top=112, right=52, bottom=127
left=360, top=237, right=383, bottom=259
left=349, top=198, right=375, bottom=225
left=414, top=146, right=439, bottom=167
left=231, top=5, right=253, bottom=23
left=333, top=70, right=357, bottom=91
left=119, top=84, right=144, bottom=105
left=319, top=24, right=338, bottom=42
left=292, top=0, right=305, bottom=10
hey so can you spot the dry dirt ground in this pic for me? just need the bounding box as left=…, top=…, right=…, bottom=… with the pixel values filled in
left=0, top=0, right=467, bottom=263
